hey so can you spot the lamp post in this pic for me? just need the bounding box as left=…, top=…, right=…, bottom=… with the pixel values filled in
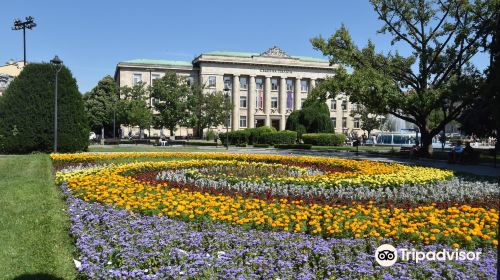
left=12, top=16, right=37, bottom=65
left=50, top=55, right=63, bottom=153
left=224, top=85, right=231, bottom=150
left=113, top=95, right=117, bottom=140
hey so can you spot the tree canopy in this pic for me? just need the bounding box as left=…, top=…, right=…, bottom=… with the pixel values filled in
left=311, top=0, right=497, bottom=154
left=83, top=75, right=118, bottom=137
left=151, top=72, right=189, bottom=136
left=0, top=63, right=88, bottom=153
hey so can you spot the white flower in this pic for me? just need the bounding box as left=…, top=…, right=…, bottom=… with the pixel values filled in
left=73, top=259, right=81, bottom=269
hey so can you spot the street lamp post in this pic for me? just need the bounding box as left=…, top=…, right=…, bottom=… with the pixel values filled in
left=50, top=55, right=63, bottom=153
left=113, top=95, right=117, bottom=140
left=12, top=17, right=37, bottom=65
left=224, top=85, right=231, bottom=150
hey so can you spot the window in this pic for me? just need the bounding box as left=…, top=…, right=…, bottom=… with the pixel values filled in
left=151, top=74, right=160, bottom=86
left=301, top=80, right=309, bottom=92
left=240, top=116, right=247, bottom=128
left=354, top=118, right=360, bottom=129
left=330, top=100, right=337, bottom=110
left=331, top=117, right=336, bottom=128
left=240, top=95, right=247, bottom=108
left=133, top=73, right=142, bottom=85
left=342, top=117, right=347, bottom=128
left=352, top=103, right=359, bottom=111
left=271, top=78, right=279, bottom=91
left=240, top=76, right=248, bottom=90
left=208, top=76, right=216, bottom=88
left=316, top=79, right=322, bottom=86
left=223, top=76, right=232, bottom=89
left=301, top=98, right=307, bottom=108
left=256, top=78, right=263, bottom=90
left=271, top=97, right=278, bottom=109
left=286, top=79, right=293, bottom=91
left=341, top=100, right=347, bottom=111
left=186, top=77, right=194, bottom=86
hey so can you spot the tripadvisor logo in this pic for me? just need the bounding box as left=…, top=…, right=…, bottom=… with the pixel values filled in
left=375, top=243, right=482, bottom=267
left=375, top=244, right=397, bottom=267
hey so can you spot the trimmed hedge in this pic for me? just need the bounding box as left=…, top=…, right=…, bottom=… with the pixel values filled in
left=258, top=130, right=297, bottom=145
left=253, top=144, right=270, bottom=148
left=302, top=133, right=346, bottom=146
left=183, top=141, right=218, bottom=146
left=219, top=130, right=250, bottom=146
left=247, top=126, right=276, bottom=144
left=275, top=144, right=312, bottom=149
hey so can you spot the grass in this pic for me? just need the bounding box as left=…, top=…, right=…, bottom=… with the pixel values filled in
left=0, top=154, right=75, bottom=279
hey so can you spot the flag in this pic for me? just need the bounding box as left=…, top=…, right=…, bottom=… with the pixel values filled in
left=287, top=90, right=293, bottom=109
left=259, top=88, right=263, bottom=109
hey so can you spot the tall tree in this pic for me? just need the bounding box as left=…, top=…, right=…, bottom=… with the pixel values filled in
left=459, top=5, right=499, bottom=144
left=185, top=82, right=231, bottom=138
left=311, top=0, right=496, bottom=155
left=83, top=75, right=117, bottom=141
left=151, top=72, right=189, bottom=138
left=0, top=63, right=88, bottom=153
left=119, top=82, right=152, bottom=138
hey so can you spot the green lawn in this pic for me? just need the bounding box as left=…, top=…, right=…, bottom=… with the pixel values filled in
left=0, top=154, right=75, bottom=279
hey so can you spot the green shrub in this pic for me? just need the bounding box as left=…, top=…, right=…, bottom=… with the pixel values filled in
left=246, top=126, right=276, bottom=144
left=285, top=101, right=334, bottom=136
left=206, top=129, right=216, bottom=141
left=258, top=130, right=297, bottom=145
left=302, top=133, right=346, bottom=146
left=0, top=63, right=89, bottom=153
left=219, top=129, right=251, bottom=145
left=235, top=143, right=247, bottom=147
left=183, top=141, right=218, bottom=146
left=253, top=143, right=270, bottom=148
left=275, top=144, right=312, bottom=149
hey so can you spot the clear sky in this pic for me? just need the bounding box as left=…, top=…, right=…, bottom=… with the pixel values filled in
left=1, top=0, right=490, bottom=93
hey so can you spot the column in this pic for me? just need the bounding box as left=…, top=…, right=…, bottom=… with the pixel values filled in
left=310, top=79, right=316, bottom=91
left=231, top=75, right=240, bottom=131
left=279, top=77, right=287, bottom=130
left=294, top=77, right=301, bottom=110
left=264, top=76, right=271, bottom=127
left=248, top=75, right=256, bottom=128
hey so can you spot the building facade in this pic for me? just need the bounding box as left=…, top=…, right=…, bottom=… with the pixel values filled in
left=114, top=47, right=362, bottom=137
left=0, top=60, right=25, bottom=96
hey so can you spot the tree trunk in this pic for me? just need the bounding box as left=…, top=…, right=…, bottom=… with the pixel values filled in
left=420, top=129, right=434, bottom=156
left=169, top=127, right=175, bottom=140
left=100, top=127, right=105, bottom=145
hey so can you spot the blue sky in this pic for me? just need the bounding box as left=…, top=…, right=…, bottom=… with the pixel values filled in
left=1, top=0, right=490, bottom=93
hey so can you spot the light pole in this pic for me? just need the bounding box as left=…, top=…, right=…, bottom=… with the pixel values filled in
left=12, top=17, right=37, bottom=65
left=224, top=85, right=231, bottom=150
left=113, top=95, right=117, bottom=140
left=50, top=55, right=63, bottom=153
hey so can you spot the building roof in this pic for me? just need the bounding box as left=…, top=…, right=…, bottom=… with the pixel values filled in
left=117, top=47, right=330, bottom=68
left=202, top=51, right=329, bottom=63
left=118, top=59, right=193, bottom=67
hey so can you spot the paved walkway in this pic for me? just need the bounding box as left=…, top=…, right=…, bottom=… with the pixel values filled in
left=205, top=146, right=500, bottom=177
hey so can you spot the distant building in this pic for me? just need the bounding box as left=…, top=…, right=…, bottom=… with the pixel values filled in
left=0, top=60, right=25, bottom=96
left=114, top=47, right=363, bottom=137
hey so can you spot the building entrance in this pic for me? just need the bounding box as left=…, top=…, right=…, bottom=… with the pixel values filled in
left=255, top=119, right=265, bottom=128
left=271, top=119, right=280, bottom=131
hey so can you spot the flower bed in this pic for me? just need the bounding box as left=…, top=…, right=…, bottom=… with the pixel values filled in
left=53, top=152, right=499, bottom=279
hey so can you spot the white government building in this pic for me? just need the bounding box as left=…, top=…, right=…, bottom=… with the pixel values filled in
left=114, top=46, right=362, bottom=137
